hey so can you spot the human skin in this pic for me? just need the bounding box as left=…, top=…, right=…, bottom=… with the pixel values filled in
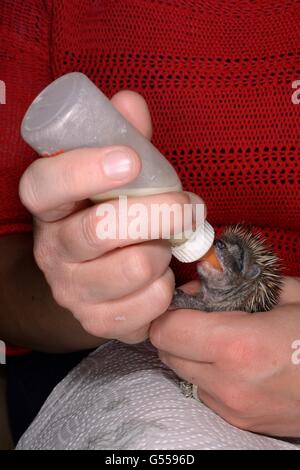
left=3, top=90, right=299, bottom=438
left=0, top=91, right=202, bottom=352
left=150, top=276, right=300, bottom=437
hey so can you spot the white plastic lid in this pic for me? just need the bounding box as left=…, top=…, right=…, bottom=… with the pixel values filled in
left=171, top=221, right=215, bottom=262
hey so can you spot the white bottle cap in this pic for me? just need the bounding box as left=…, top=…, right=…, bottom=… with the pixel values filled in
left=171, top=221, right=215, bottom=263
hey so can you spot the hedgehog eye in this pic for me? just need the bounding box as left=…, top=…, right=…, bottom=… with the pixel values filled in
left=235, top=250, right=244, bottom=272
left=246, top=263, right=261, bottom=279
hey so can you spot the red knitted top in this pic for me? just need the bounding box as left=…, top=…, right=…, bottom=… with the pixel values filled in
left=1, top=1, right=300, bottom=353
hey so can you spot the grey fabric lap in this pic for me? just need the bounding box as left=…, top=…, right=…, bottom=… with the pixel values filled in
left=17, top=341, right=300, bottom=450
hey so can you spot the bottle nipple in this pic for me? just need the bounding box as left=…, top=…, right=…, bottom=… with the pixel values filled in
left=197, top=245, right=223, bottom=271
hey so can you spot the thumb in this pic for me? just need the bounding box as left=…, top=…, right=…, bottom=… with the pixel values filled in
left=111, top=90, right=153, bottom=140
left=278, top=276, right=300, bottom=305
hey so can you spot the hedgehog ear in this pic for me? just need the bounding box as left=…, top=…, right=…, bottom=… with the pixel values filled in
left=247, top=263, right=261, bottom=279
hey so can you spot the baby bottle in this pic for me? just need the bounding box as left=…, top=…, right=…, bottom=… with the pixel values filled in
left=21, top=72, right=214, bottom=262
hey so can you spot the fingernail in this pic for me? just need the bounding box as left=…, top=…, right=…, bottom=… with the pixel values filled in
left=102, top=149, right=135, bottom=180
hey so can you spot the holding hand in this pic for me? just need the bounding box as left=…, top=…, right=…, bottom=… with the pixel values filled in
left=151, top=276, right=300, bottom=437
left=19, top=91, right=203, bottom=344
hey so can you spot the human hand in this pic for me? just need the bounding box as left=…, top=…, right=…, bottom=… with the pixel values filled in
left=19, top=91, right=202, bottom=344
left=150, top=276, right=300, bottom=437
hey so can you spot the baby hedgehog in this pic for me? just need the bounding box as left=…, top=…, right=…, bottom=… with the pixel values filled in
left=171, top=225, right=283, bottom=314
left=171, top=225, right=283, bottom=400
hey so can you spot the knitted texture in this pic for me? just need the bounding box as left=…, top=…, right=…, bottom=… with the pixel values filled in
left=1, top=0, right=299, bottom=288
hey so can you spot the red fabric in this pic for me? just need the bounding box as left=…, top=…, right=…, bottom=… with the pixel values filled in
left=5, top=345, right=31, bottom=357
left=1, top=0, right=300, bottom=354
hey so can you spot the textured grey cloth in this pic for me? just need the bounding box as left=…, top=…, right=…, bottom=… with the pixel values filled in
left=17, top=341, right=300, bottom=450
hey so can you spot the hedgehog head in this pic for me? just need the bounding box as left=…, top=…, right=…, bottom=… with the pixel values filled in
left=197, top=225, right=283, bottom=312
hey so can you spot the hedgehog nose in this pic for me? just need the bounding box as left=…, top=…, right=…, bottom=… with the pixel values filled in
left=214, top=239, right=226, bottom=250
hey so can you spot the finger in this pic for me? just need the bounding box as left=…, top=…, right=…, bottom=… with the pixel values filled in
left=71, top=240, right=172, bottom=303
left=56, top=191, right=203, bottom=262
left=278, top=276, right=300, bottom=305
left=77, top=267, right=175, bottom=338
left=167, top=280, right=201, bottom=310
left=159, top=351, right=214, bottom=381
left=159, top=352, right=227, bottom=403
left=111, top=90, right=152, bottom=139
left=195, top=388, right=255, bottom=430
left=195, top=388, right=229, bottom=417
left=150, top=308, right=248, bottom=363
left=19, top=146, right=141, bottom=221
left=158, top=351, right=231, bottom=409
left=176, top=280, right=201, bottom=295
left=19, top=91, right=152, bottom=222
left=117, top=324, right=150, bottom=344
